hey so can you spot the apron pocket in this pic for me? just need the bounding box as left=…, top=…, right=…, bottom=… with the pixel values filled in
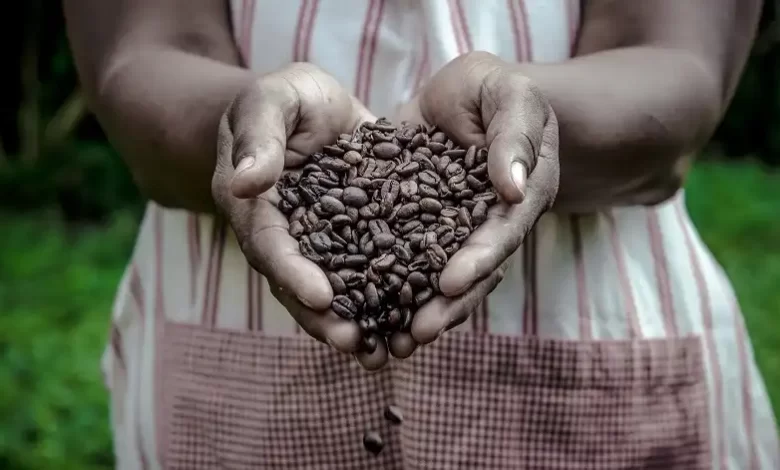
left=158, top=322, right=709, bottom=470
left=393, top=334, right=711, bottom=470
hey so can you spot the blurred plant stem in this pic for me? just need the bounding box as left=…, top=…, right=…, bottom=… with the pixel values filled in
left=19, top=0, right=41, bottom=164
left=17, top=0, right=87, bottom=167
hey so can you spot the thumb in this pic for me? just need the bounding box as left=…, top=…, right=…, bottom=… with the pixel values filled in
left=228, top=81, right=294, bottom=199
left=486, top=129, right=531, bottom=205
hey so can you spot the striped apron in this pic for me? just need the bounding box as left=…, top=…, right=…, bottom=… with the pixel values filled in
left=104, top=1, right=780, bottom=468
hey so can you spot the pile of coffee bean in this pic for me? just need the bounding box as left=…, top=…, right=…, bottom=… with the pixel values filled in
left=276, top=118, right=497, bottom=348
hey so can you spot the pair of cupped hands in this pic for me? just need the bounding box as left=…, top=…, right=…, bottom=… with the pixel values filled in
left=212, top=52, right=560, bottom=370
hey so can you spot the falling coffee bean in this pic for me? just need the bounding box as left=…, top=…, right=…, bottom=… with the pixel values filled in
left=363, top=431, right=385, bottom=455
left=384, top=405, right=404, bottom=425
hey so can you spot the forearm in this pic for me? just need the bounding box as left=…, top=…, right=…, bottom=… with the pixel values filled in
left=91, top=49, right=255, bottom=212
left=515, top=47, right=720, bottom=212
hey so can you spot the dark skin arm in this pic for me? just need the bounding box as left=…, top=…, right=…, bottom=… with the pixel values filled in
left=63, top=0, right=250, bottom=212
left=521, top=0, right=762, bottom=211
left=395, top=0, right=762, bottom=345
left=65, top=0, right=760, bottom=214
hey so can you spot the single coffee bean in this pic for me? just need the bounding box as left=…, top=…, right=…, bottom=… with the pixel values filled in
left=373, top=232, right=396, bottom=250
left=309, top=232, right=332, bottom=253
left=320, top=195, right=346, bottom=214
left=429, top=272, right=441, bottom=293
left=420, top=198, right=443, bottom=214
left=363, top=431, right=384, bottom=455
left=323, top=145, right=345, bottom=156
left=397, top=202, right=420, bottom=219
left=289, top=221, right=304, bottom=238
left=342, top=186, right=369, bottom=207
left=472, top=201, right=488, bottom=225
left=384, top=273, right=404, bottom=293
left=328, top=272, right=347, bottom=294
left=371, top=253, right=396, bottom=272
left=407, top=271, right=429, bottom=287
left=345, top=254, right=369, bottom=268
left=454, top=226, right=471, bottom=242
left=330, top=214, right=352, bottom=227
left=361, top=335, right=378, bottom=354
left=426, top=244, right=448, bottom=270
left=365, top=283, right=380, bottom=309
left=392, top=244, right=413, bottom=262
left=414, top=288, right=434, bottom=306
left=399, top=282, right=414, bottom=306
left=350, top=288, right=366, bottom=307
left=384, top=405, right=404, bottom=424
left=332, top=295, right=356, bottom=319
left=343, top=150, right=363, bottom=165
left=373, top=142, right=402, bottom=160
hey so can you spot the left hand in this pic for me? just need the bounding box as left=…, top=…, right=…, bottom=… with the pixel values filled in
left=388, top=51, right=560, bottom=358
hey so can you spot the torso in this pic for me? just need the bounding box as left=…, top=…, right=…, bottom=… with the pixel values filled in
left=103, top=1, right=778, bottom=468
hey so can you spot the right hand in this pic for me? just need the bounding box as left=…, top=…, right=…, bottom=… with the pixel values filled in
left=212, top=63, right=385, bottom=365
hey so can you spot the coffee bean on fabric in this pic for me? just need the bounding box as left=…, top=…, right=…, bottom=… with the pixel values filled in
left=276, top=118, right=497, bottom=343
left=363, top=431, right=385, bottom=455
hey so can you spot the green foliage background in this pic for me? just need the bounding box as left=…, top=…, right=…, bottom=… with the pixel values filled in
left=0, top=2, right=779, bottom=469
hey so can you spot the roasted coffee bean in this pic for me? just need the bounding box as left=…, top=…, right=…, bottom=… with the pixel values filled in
left=345, top=254, right=369, bottom=268
left=418, top=170, right=440, bottom=186
left=420, top=198, right=443, bottom=214
left=443, top=148, right=466, bottom=158
left=330, top=214, right=352, bottom=227
left=384, top=273, right=404, bottom=293
left=289, top=221, right=304, bottom=238
left=399, top=282, right=414, bottom=306
left=361, top=335, right=378, bottom=354
left=332, top=295, right=356, bottom=319
left=397, top=202, right=420, bottom=219
left=384, top=405, right=404, bottom=425
left=395, top=161, right=420, bottom=176
left=328, top=272, right=347, bottom=294
left=472, top=201, right=488, bottom=225
left=277, top=119, right=497, bottom=338
left=371, top=253, right=396, bottom=272
left=392, top=244, right=413, bottom=262
left=365, top=282, right=380, bottom=309
left=464, top=145, right=477, bottom=169
left=320, top=195, right=345, bottom=214
left=407, top=271, right=429, bottom=287
left=457, top=207, right=473, bottom=230
left=438, top=230, right=456, bottom=247
left=373, top=142, right=402, bottom=160
left=454, top=226, right=471, bottom=242
left=342, top=150, right=363, bottom=165
left=414, top=288, right=434, bottom=306
left=323, top=145, right=345, bottom=156
left=343, top=186, right=369, bottom=207
left=309, top=232, right=332, bottom=253
left=426, top=244, right=448, bottom=270
left=444, top=242, right=460, bottom=256
left=363, top=431, right=384, bottom=455
left=429, top=272, right=441, bottom=293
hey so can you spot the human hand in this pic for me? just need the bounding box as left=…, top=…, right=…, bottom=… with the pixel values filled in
left=391, top=51, right=560, bottom=350
left=212, top=63, right=387, bottom=365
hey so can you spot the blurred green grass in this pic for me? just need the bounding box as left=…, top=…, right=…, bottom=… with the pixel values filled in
left=0, top=160, right=778, bottom=469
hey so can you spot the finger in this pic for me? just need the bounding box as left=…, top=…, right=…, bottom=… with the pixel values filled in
left=237, top=195, right=334, bottom=310
left=271, top=284, right=361, bottom=353
left=354, top=335, right=389, bottom=371
left=227, top=77, right=296, bottom=199
left=388, top=332, right=418, bottom=359
left=439, top=119, right=560, bottom=297
left=412, top=267, right=505, bottom=344
left=484, top=96, right=555, bottom=205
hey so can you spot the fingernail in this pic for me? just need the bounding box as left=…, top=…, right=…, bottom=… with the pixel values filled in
left=236, top=156, right=255, bottom=174
left=297, top=295, right=315, bottom=309
left=510, top=161, right=527, bottom=202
